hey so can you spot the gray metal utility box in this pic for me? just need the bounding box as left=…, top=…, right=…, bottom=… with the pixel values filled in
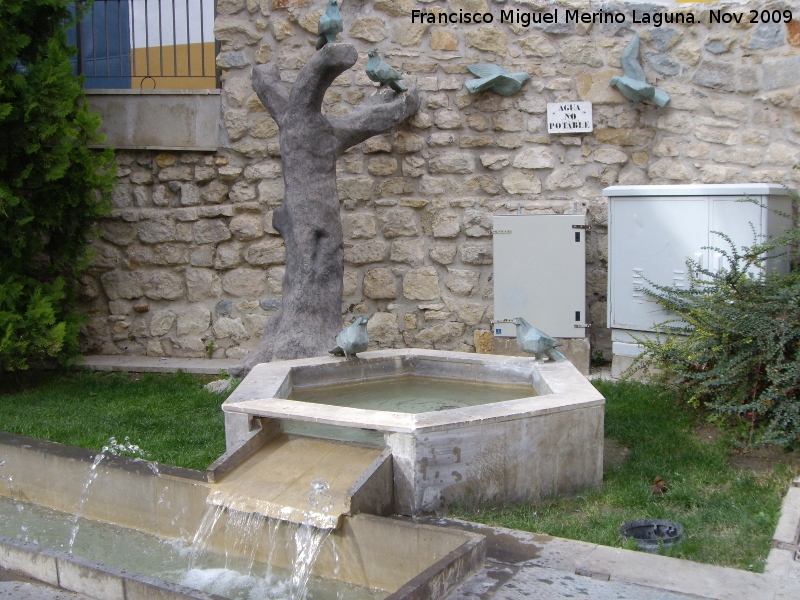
left=493, top=214, right=587, bottom=339
left=604, top=183, right=795, bottom=378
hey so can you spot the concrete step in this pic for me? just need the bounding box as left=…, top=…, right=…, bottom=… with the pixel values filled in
left=80, top=355, right=238, bottom=375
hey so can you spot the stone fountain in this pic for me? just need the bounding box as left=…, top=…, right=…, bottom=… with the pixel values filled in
left=217, top=349, right=604, bottom=518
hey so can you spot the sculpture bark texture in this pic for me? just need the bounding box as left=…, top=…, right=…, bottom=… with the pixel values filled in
left=230, top=44, right=419, bottom=377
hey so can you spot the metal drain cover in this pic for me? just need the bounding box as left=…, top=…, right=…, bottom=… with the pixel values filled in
left=619, top=519, right=684, bottom=552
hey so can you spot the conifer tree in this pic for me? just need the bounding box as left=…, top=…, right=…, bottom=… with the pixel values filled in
left=0, top=0, right=115, bottom=370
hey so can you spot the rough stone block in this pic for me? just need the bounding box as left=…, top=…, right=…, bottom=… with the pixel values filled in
left=345, top=213, right=378, bottom=239
left=142, top=270, right=184, bottom=300
left=513, top=147, right=555, bottom=169
left=431, top=211, right=461, bottom=238
left=465, top=25, right=508, bottom=55
left=186, top=268, right=222, bottom=301
left=244, top=239, right=286, bottom=266
left=222, top=266, right=266, bottom=297
left=213, top=316, right=249, bottom=342
left=193, top=219, right=232, bottom=245
left=692, top=60, right=735, bottom=91
left=100, top=271, right=143, bottom=300
left=350, top=17, right=389, bottom=42
left=390, top=239, right=425, bottom=266
left=378, top=208, right=419, bottom=238
left=429, top=152, right=475, bottom=174
left=177, top=306, right=211, bottom=336
left=403, top=266, right=441, bottom=301
left=345, top=241, right=386, bottom=265
left=364, top=268, right=397, bottom=300
left=502, top=171, right=542, bottom=194
left=446, top=269, right=480, bottom=296
left=460, top=243, right=492, bottom=265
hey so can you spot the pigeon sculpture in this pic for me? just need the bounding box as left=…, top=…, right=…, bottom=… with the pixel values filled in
left=366, top=50, right=407, bottom=92
left=609, top=34, right=670, bottom=108
left=512, top=317, right=567, bottom=362
left=464, top=64, right=530, bottom=96
left=329, top=315, right=369, bottom=359
left=316, top=0, right=343, bottom=50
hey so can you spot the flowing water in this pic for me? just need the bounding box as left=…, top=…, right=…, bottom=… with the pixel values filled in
left=288, top=375, right=534, bottom=413
left=67, top=436, right=159, bottom=553
left=0, top=440, right=385, bottom=600
left=0, top=495, right=386, bottom=600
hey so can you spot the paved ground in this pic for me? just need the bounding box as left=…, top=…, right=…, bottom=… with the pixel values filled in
left=433, top=515, right=800, bottom=600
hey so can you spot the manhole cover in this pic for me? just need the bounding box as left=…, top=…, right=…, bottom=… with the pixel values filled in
left=619, top=519, right=684, bottom=552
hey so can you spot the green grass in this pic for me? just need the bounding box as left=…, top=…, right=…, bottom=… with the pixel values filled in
left=0, top=370, right=227, bottom=471
left=453, top=380, right=800, bottom=571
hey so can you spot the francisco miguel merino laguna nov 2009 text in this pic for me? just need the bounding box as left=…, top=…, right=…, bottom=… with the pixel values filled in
left=411, top=8, right=794, bottom=27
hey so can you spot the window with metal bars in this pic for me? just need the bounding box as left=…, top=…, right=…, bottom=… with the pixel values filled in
left=68, top=0, right=219, bottom=89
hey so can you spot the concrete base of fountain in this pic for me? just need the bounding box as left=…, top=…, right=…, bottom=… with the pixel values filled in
left=221, top=349, right=605, bottom=516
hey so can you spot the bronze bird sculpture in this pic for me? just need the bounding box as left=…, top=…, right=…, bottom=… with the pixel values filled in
left=329, top=315, right=369, bottom=359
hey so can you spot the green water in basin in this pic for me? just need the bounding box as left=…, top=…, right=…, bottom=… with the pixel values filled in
left=288, top=375, right=535, bottom=414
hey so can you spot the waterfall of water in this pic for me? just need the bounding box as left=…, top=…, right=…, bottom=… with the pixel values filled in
left=68, top=437, right=158, bottom=553
left=288, top=478, right=333, bottom=600
left=188, top=478, right=336, bottom=600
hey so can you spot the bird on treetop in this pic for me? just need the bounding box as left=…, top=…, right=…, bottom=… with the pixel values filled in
left=366, top=50, right=408, bottom=93
left=316, top=0, right=343, bottom=51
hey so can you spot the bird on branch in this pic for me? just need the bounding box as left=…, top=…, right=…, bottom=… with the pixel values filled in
left=512, top=317, right=567, bottom=362
left=366, top=50, right=408, bottom=92
left=316, top=0, right=343, bottom=50
left=329, top=315, right=369, bottom=359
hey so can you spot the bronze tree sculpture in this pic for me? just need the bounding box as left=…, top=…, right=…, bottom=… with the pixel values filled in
left=230, top=44, right=419, bottom=377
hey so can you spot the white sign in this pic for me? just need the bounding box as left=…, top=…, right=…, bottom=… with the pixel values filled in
left=547, top=102, right=593, bottom=134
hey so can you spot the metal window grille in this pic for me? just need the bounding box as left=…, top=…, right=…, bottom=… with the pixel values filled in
left=73, top=0, right=219, bottom=89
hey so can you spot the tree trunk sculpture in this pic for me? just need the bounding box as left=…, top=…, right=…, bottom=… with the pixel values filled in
left=230, top=43, right=419, bottom=377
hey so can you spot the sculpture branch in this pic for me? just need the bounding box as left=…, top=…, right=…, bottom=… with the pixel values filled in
left=289, top=43, right=358, bottom=114
left=331, top=87, right=420, bottom=154
left=252, top=63, right=289, bottom=124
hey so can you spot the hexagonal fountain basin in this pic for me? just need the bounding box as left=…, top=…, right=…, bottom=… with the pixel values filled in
left=222, top=349, right=605, bottom=515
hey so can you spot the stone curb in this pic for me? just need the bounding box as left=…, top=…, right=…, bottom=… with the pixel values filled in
left=79, top=355, right=239, bottom=375
left=765, top=477, right=800, bottom=581
left=0, top=536, right=226, bottom=600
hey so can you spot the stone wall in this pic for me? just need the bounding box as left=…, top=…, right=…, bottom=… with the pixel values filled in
left=78, top=0, right=800, bottom=360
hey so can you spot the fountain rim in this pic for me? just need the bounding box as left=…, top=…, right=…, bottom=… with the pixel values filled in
left=223, top=349, right=605, bottom=435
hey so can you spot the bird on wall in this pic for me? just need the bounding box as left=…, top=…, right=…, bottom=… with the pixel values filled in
left=464, top=64, right=530, bottom=96
left=316, top=0, right=343, bottom=50
left=329, top=315, right=369, bottom=359
left=609, top=34, right=670, bottom=107
left=512, top=318, right=567, bottom=362
left=365, top=50, right=408, bottom=92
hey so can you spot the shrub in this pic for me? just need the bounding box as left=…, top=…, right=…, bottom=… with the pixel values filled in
left=0, top=0, right=115, bottom=370
left=629, top=201, right=800, bottom=449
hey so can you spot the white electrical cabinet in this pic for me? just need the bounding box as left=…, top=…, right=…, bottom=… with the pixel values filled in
left=493, top=215, right=587, bottom=339
left=605, top=184, right=795, bottom=362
